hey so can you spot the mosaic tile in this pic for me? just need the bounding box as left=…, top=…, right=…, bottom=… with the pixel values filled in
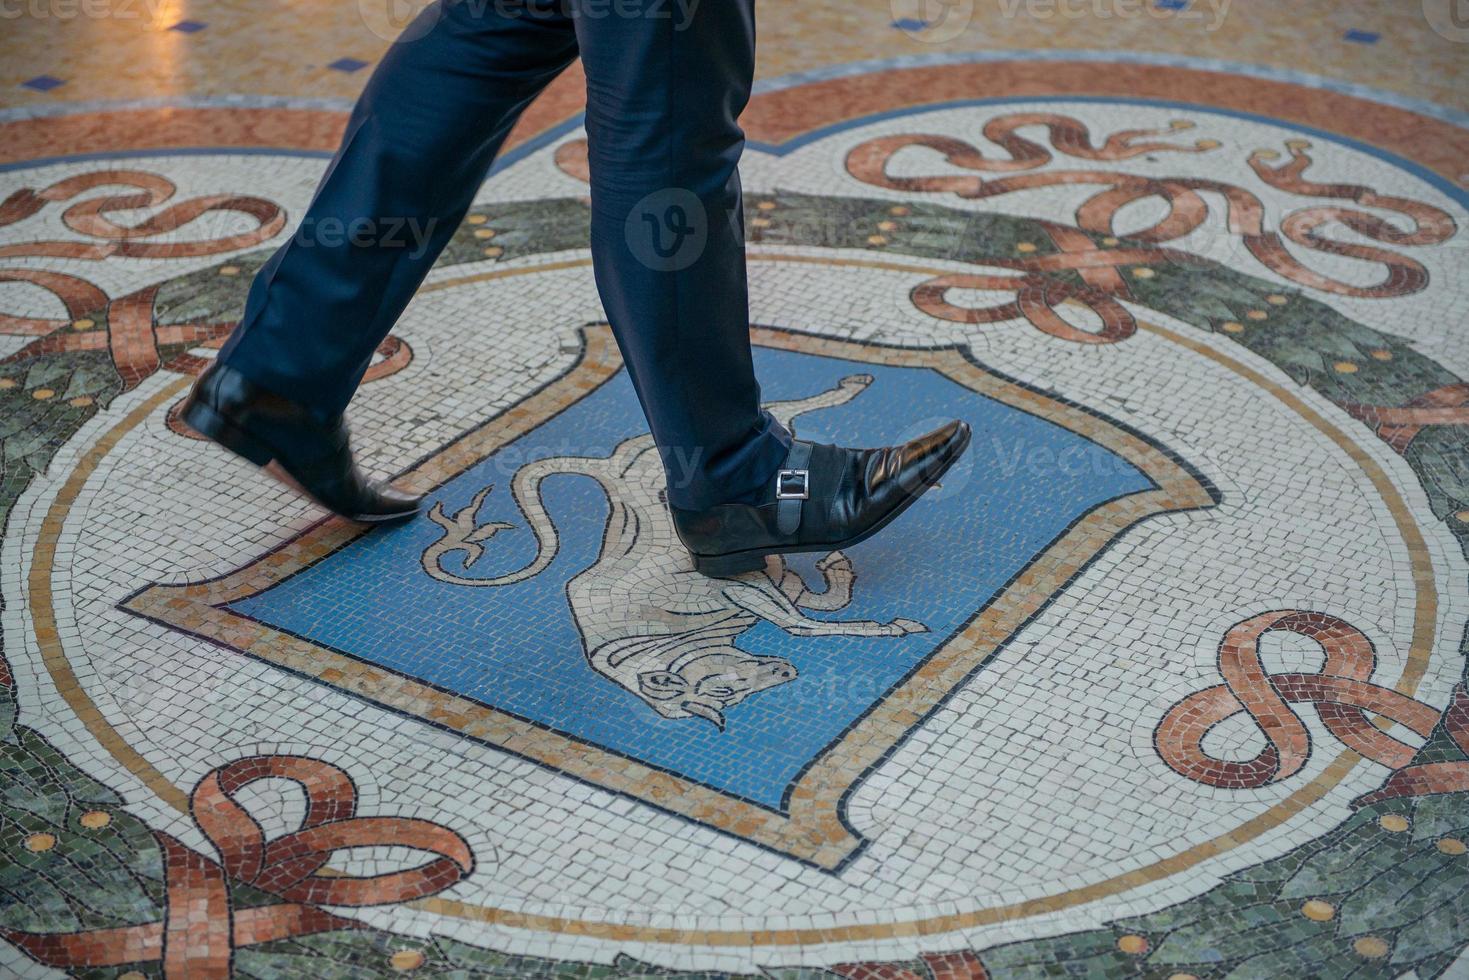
left=326, top=57, right=370, bottom=74
left=18, top=75, right=64, bottom=93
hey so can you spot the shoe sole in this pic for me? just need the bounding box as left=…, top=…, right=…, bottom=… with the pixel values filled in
left=180, top=398, right=419, bottom=525
left=690, top=426, right=973, bottom=578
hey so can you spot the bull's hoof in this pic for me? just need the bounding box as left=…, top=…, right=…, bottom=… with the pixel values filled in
left=672, top=419, right=972, bottom=578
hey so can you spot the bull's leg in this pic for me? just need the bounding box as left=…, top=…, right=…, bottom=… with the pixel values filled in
left=798, top=552, right=857, bottom=611
left=722, top=581, right=926, bottom=637
left=762, top=556, right=806, bottom=603
left=764, top=374, right=875, bottom=437
left=761, top=552, right=856, bottom=611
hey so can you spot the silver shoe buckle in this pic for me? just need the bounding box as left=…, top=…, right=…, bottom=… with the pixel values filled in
left=775, top=468, right=810, bottom=500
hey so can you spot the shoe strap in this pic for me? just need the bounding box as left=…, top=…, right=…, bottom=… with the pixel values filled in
left=776, top=440, right=813, bottom=536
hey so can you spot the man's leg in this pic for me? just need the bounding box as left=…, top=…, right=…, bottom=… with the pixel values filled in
left=571, top=1, right=971, bottom=574
left=572, top=0, right=790, bottom=511
left=215, top=0, right=579, bottom=420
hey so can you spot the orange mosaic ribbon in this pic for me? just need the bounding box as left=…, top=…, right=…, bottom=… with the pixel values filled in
left=834, top=950, right=989, bottom=980
left=2, top=755, right=473, bottom=977
left=0, top=168, right=415, bottom=406
left=1340, top=383, right=1469, bottom=455
left=1354, top=685, right=1469, bottom=808
left=1156, top=611, right=1467, bottom=800
left=846, top=120, right=1455, bottom=315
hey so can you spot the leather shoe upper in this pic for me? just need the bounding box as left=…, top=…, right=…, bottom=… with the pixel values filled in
left=670, top=419, right=971, bottom=558
left=184, top=364, right=421, bottom=522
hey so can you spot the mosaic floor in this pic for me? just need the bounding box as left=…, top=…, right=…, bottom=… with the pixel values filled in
left=4, top=3, right=1469, bottom=979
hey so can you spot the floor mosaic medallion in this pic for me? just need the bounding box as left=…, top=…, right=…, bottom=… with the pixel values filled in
left=2, top=56, right=1468, bottom=978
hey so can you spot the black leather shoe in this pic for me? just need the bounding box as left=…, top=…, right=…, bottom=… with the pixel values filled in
left=670, top=420, right=972, bottom=577
left=179, top=363, right=422, bottom=523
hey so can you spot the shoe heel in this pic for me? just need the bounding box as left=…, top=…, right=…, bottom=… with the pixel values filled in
left=692, top=550, right=768, bottom=577
left=180, top=399, right=273, bottom=467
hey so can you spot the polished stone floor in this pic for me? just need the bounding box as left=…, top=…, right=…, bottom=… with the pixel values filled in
left=2, top=2, right=1468, bottom=978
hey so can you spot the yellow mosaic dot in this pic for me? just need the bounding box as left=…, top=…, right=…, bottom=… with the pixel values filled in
left=69, top=396, right=95, bottom=408
left=750, top=217, right=772, bottom=228
left=1166, top=975, right=1199, bottom=980
left=472, top=228, right=496, bottom=239
left=756, top=200, right=777, bottom=211
left=1131, top=267, right=1155, bottom=279
left=1438, top=837, right=1467, bottom=855
left=218, top=265, right=240, bottom=276
left=0, top=378, right=16, bottom=389
left=1334, top=361, right=1359, bottom=374
left=119, top=973, right=147, bottom=980
left=32, top=388, right=55, bottom=400
left=389, top=949, right=426, bottom=971
left=867, top=234, right=888, bottom=246
left=1266, top=294, right=1289, bottom=305
left=1245, top=309, right=1268, bottom=321
left=482, top=246, right=503, bottom=258
left=1221, top=322, right=1245, bottom=334
left=1016, top=242, right=1037, bottom=253
left=1353, top=936, right=1389, bottom=959
left=1101, top=236, right=1120, bottom=246
left=466, top=213, right=488, bottom=225
left=1302, top=899, right=1335, bottom=921
left=877, top=220, right=898, bottom=231
left=1457, top=510, right=1469, bottom=524
left=25, top=832, right=56, bottom=852
left=1196, top=139, right=1222, bottom=150
left=1378, top=813, right=1410, bottom=833
left=71, top=317, right=95, bottom=330
left=1370, top=349, right=1393, bottom=361
left=1116, top=934, right=1149, bottom=955
left=889, top=205, right=910, bottom=216
left=80, top=810, right=112, bottom=829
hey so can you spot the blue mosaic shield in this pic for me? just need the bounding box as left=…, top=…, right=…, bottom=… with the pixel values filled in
left=127, top=325, right=1214, bottom=868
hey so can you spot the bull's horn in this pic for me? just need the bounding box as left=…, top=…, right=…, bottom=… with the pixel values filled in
left=682, top=700, right=726, bottom=731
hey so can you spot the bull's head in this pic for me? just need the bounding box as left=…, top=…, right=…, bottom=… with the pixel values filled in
left=637, top=649, right=797, bottom=730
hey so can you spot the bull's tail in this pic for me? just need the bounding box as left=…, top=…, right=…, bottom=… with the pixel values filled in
left=421, top=455, right=579, bottom=587
left=765, top=373, right=874, bottom=434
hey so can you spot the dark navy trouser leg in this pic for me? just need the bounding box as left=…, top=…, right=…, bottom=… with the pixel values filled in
left=571, top=0, right=790, bottom=509
left=219, top=0, right=578, bottom=416
left=217, top=0, right=789, bottom=511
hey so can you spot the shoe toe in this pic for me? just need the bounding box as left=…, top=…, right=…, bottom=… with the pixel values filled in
left=364, top=486, right=424, bottom=522
left=905, top=419, right=971, bottom=486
